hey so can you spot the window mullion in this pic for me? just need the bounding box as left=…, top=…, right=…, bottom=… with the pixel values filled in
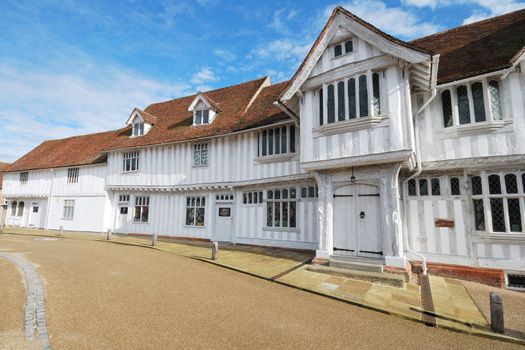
left=450, top=88, right=459, bottom=126
left=480, top=171, right=493, bottom=232
left=503, top=197, right=511, bottom=234
left=344, top=78, right=349, bottom=120
left=323, top=83, right=327, bottom=125
left=334, top=81, right=339, bottom=122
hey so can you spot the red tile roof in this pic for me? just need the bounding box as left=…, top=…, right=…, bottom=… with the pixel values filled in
left=0, top=162, right=10, bottom=189
left=6, top=130, right=122, bottom=172
left=411, top=8, right=525, bottom=84
left=104, top=77, right=291, bottom=151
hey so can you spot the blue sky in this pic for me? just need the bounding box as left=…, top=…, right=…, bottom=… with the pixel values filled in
left=1, top=0, right=524, bottom=162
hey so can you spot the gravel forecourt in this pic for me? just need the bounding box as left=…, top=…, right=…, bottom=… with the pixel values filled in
left=0, top=234, right=522, bottom=349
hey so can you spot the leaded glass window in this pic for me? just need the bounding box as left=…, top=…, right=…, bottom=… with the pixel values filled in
left=450, top=177, right=460, bottom=195
left=471, top=82, right=486, bottom=122
left=334, top=44, right=342, bottom=57
left=186, top=196, right=205, bottom=226
left=472, top=176, right=483, bottom=195
left=348, top=78, right=356, bottom=119
left=508, top=198, right=522, bottom=232
left=193, top=143, right=208, bottom=166
left=372, top=72, right=380, bottom=116
left=457, top=85, right=470, bottom=124
left=419, top=179, right=428, bottom=196
left=408, top=179, right=416, bottom=196
left=505, top=174, right=518, bottom=194
left=431, top=178, right=440, bottom=196
left=266, top=188, right=297, bottom=228
left=441, top=90, right=453, bottom=128
left=489, top=80, right=502, bottom=120
left=337, top=81, right=345, bottom=121
left=359, top=75, right=368, bottom=118
left=319, top=88, right=324, bottom=125
left=490, top=198, right=505, bottom=232
left=327, top=84, right=335, bottom=123
left=488, top=174, right=501, bottom=194
left=134, top=196, right=149, bottom=222
left=473, top=199, right=485, bottom=230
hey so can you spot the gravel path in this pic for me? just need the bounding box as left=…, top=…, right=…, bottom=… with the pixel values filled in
left=0, top=252, right=51, bottom=350
left=0, top=234, right=522, bottom=349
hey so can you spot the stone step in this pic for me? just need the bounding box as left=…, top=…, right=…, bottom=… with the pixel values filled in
left=307, top=265, right=405, bottom=288
left=329, top=258, right=384, bottom=273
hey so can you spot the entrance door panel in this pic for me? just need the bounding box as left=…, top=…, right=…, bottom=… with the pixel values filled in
left=215, top=204, right=232, bottom=242
left=29, top=204, right=41, bottom=227
left=333, top=184, right=382, bottom=258
left=116, top=205, right=128, bottom=233
left=333, top=187, right=357, bottom=255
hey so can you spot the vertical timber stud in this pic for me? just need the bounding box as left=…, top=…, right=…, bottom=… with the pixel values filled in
left=106, top=229, right=112, bottom=241
left=152, top=232, right=158, bottom=247
left=212, top=241, right=219, bottom=260
left=490, top=292, right=504, bottom=333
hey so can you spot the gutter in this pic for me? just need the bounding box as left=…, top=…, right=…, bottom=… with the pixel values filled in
left=274, top=100, right=300, bottom=127
left=401, top=54, right=440, bottom=275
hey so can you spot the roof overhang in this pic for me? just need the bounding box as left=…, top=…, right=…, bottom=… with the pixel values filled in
left=188, top=93, right=220, bottom=112
left=126, top=108, right=145, bottom=125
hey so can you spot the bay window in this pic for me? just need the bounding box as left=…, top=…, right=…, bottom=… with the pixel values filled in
left=318, top=70, right=383, bottom=126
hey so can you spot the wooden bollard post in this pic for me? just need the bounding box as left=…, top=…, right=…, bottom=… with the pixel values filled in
left=106, top=229, right=112, bottom=241
left=58, top=226, right=63, bottom=237
left=212, top=241, right=219, bottom=260
left=152, top=232, right=157, bottom=247
left=490, top=292, right=504, bottom=333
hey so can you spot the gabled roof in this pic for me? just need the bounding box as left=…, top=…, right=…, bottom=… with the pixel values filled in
left=280, top=6, right=433, bottom=101
left=187, top=93, right=222, bottom=112
left=6, top=130, right=122, bottom=172
left=104, top=77, right=274, bottom=151
left=411, top=8, right=525, bottom=84
left=126, top=108, right=158, bottom=125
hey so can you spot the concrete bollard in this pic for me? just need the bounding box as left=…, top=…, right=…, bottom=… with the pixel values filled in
left=58, top=226, right=63, bottom=237
left=106, top=229, right=112, bottom=241
left=211, top=241, right=219, bottom=260
left=490, top=292, right=504, bottom=333
left=152, top=232, right=157, bottom=247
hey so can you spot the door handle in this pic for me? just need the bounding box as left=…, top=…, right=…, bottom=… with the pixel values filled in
left=360, top=211, right=365, bottom=219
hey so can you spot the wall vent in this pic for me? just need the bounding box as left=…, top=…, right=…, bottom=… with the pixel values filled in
left=507, top=273, right=525, bottom=289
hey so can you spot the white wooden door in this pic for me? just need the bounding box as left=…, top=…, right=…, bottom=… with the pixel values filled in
left=333, top=184, right=382, bottom=257
left=29, top=204, right=41, bottom=227
left=116, top=205, right=129, bottom=233
left=356, top=186, right=382, bottom=258
left=215, top=204, right=232, bottom=242
left=333, top=186, right=357, bottom=255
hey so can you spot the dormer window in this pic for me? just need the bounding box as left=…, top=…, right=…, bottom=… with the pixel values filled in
left=194, top=109, right=210, bottom=125
left=132, top=121, right=145, bottom=137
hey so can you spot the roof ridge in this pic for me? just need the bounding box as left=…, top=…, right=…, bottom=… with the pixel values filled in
left=146, top=76, right=267, bottom=110
left=411, top=8, right=525, bottom=43
left=40, top=128, right=120, bottom=144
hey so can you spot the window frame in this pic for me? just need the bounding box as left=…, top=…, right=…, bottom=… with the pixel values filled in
left=440, top=78, right=502, bottom=128
left=185, top=196, right=206, bottom=227
left=122, top=151, right=140, bottom=173
left=62, top=200, right=75, bottom=220
left=318, top=70, right=383, bottom=127
left=193, top=143, right=209, bottom=167
left=133, top=196, right=150, bottom=223
left=265, top=188, right=297, bottom=229
left=257, top=124, right=296, bottom=158
left=471, top=171, right=525, bottom=235
left=19, top=172, right=28, bottom=185
left=67, top=167, right=79, bottom=184
left=193, top=108, right=210, bottom=126
left=333, top=40, right=354, bottom=58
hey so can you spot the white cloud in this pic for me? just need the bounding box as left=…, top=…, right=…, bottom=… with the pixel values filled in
left=401, top=0, right=525, bottom=24
left=0, top=63, right=192, bottom=162
left=190, top=67, right=218, bottom=84
left=213, top=49, right=236, bottom=63
left=325, top=1, right=441, bottom=38
left=270, top=8, right=299, bottom=34
left=250, top=39, right=311, bottom=62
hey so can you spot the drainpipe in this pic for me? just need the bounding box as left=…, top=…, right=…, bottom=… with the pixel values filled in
left=401, top=55, right=440, bottom=276
left=44, top=169, right=56, bottom=230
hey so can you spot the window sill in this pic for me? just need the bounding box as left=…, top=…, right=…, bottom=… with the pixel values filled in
left=441, top=120, right=513, bottom=137
left=255, top=153, right=297, bottom=164
left=132, top=221, right=149, bottom=225
left=192, top=164, right=209, bottom=168
left=313, top=115, right=387, bottom=137
left=183, top=225, right=206, bottom=229
left=122, top=170, right=140, bottom=175
left=263, top=226, right=299, bottom=232
left=472, top=231, right=525, bottom=244
left=332, top=50, right=355, bottom=60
